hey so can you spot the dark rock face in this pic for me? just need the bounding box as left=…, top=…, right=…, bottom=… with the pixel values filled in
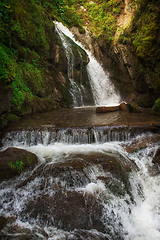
left=152, top=148, right=160, bottom=165
left=23, top=189, right=104, bottom=232
left=0, top=147, right=38, bottom=182
left=0, top=216, right=7, bottom=231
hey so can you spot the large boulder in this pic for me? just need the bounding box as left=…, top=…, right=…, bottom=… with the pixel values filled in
left=0, top=147, right=38, bottom=182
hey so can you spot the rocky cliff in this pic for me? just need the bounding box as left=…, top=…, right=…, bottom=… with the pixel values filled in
left=70, top=0, right=160, bottom=107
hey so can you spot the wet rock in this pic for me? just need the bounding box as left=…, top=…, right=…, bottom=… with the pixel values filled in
left=123, top=135, right=160, bottom=153
left=128, top=102, right=141, bottom=113
left=16, top=151, right=136, bottom=233
left=119, top=102, right=129, bottom=111
left=0, top=216, right=7, bottom=230
left=73, top=229, right=110, bottom=240
left=0, top=147, right=38, bottom=182
left=21, top=190, right=105, bottom=233
left=152, top=148, right=160, bottom=165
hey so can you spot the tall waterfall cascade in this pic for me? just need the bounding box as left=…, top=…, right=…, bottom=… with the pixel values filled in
left=54, top=22, right=121, bottom=107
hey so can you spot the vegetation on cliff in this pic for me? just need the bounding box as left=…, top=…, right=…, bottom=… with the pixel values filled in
left=118, top=0, right=160, bottom=108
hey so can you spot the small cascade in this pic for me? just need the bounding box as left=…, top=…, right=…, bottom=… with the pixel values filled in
left=2, top=125, right=157, bottom=147
left=55, top=22, right=121, bottom=107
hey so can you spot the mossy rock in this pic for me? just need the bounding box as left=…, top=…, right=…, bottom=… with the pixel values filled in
left=0, top=147, right=38, bottom=183
left=127, top=102, right=141, bottom=113
left=152, top=98, right=160, bottom=115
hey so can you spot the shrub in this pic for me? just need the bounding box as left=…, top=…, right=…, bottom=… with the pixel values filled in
left=152, top=98, right=160, bottom=115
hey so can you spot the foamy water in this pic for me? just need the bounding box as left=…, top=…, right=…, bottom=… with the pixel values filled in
left=0, top=132, right=160, bottom=239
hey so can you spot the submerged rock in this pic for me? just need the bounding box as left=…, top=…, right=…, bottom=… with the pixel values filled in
left=0, top=147, right=38, bottom=182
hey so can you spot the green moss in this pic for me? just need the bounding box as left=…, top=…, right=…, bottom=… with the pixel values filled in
left=0, top=43, right=15, bottom=83
left=8, top=159, right=24, bottom=173
left=152, top=98, right=160, bottom=115
left=128, top=102, right=141, bottom=113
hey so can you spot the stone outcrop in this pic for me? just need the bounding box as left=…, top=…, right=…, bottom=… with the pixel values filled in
left=12, top=151, right=135, bottom=233
left=152, top=148, right=160, bottom=165
left=0, top=147, right=38, bottom=182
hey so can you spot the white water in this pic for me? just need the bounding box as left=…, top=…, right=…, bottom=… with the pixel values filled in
left=54, top=22, right=120, bottom=107
left=55, top=25, right=85, bottom=107
left=1, top=132, right=160, bottom=239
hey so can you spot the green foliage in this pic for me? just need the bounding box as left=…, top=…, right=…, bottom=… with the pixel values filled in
left=75, top=0, right=123, bottom=44
left=119, top=0, right=160, bottom=61
left=117, top=0, right=160, bottom=102
left=0, top=43, right=15, bottom=83
left=8, top=159, right=24, bottom=173
left=0, top=0, right=13, bottom=20
left=0, top=0, right=55, bottom=116
left=12, top=66, right=31, bottom=106
left=152, top=98, right=160, bottom=115
left=22, top=62, right=43, bottom=96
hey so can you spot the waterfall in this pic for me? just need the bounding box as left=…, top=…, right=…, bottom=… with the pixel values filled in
left=54, top=22, right=121, bottom=107
left=55, top=25, right=85, bottom=107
